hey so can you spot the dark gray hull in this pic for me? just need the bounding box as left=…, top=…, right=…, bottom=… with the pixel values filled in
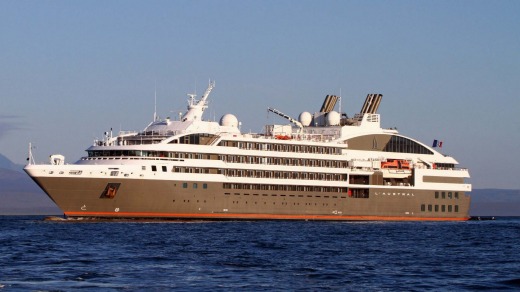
left=31, top=176, right=470, bottom=221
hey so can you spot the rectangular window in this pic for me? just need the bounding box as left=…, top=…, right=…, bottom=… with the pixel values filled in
left=442, top=192, right=446, bottom=199
left=162, top=166, right=167, bottom=172
left=435, top=191, right=439, bottom=199
left=448, top=205, right=452, bottom=212
left=455, top=192, right=459, bottom=199
left=203, top=183, right=208, bottom=189
left=421, top=204, right=425, bottom=212
left=193, top=183, right=198, bottom=189
left=448, top=192, right=453, bottom=199
left=142, top=166, right=146, bottom=170
left=151, top=165, right=157, bottom=172
left=442, top=205, right=446, bottom=212
left=428, top=204, right=432, bottom=212
left=455, top=205, right=459, bottom=212
left=183, top=183, right=188, bottom=188
left=435, top=205, right=439, bottom=212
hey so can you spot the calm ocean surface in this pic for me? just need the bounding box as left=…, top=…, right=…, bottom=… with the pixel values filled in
left=1, top=216, right=520, bottom=291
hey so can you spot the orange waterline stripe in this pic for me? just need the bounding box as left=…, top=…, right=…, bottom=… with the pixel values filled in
left=64, top=211, right=468, bottom=221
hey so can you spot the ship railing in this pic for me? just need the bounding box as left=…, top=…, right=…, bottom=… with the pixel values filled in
left=106, top=130, right=186, bottom=146
left=137, top=130, right=180, bottom=137
left=118, top=131, right=139, bottom=136
left=415, top=165, right=468, bottom=172
left=81, top=156, right=184, bottom=162
left=434, top=167, right=468, bottom=171
left=230, top=133, right=340, bottom=143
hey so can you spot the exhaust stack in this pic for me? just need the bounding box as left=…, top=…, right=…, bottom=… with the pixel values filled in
left=360, top=94, right=383, bottom=114
left=320, top=95, right=339, bottom=113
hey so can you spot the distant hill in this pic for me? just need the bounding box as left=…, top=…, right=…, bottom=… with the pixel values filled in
left=0, top=153, right=518, bottom=216
left=470, top=189, right=520, bottom=216
left=0, top=167, right=61, bottom=215
left=0, top=153, right=25, bottom=172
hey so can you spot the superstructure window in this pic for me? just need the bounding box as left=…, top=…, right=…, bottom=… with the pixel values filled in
left=173, top=133, right=217, bottom=145
left=383, top=135, right=433, bottom=155
left=349, top=188, right=369, bottom=198
left=436, top=163, right=455, bottom=169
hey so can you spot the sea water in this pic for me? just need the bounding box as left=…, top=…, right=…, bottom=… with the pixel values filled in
left=1, top=216, right=520, bottom=291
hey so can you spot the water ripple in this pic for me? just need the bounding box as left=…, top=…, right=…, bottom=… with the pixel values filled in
left=1, top=216, right=520, bottom=291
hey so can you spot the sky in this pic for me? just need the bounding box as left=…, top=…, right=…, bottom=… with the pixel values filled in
left=0, top=0, right=519, bottom=189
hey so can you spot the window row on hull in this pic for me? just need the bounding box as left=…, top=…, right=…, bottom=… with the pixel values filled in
left=222, top=183, right=369, bottom=199
left=421, top=204, right=459, bottom=212
left=149, top=163, right=382, bottom=185
left=223, top=182, right=348, bottom=193
left=169, top=166, right=349, bottom=182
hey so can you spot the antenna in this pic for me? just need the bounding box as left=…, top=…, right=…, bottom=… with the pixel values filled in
left=28, top=142, right=35, bottom=165
left=153, top=81, right=157, bottom=121
left=339, top=88, right=342, bottom=115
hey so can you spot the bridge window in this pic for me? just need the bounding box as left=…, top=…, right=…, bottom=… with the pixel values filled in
left=383, top=135, right=433, bottom=155
left=173, top=133, right=217, bottom=145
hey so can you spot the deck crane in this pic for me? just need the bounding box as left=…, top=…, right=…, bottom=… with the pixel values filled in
left=267, top=107, right=304, bottom=132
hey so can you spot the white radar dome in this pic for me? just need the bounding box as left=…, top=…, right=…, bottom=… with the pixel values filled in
left=298, top=112, right=312, bottom=127
left=220, top=114, right=239, bottom=127
left=326, top=111, right=341, bottom=126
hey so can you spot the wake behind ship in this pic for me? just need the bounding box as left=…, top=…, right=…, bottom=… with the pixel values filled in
left=25, top=81, right=471, bottom=220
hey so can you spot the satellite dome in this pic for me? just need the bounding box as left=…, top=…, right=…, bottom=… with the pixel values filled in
left=326, top=111, right=341, bottom=126
left=298, top=112, right=312, bottom=127
left=220, top=114, right=239, bottom=127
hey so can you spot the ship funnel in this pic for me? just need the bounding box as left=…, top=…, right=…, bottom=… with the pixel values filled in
left=360, top=94, right=383, bottom=114
left=319, top=95, right=339, bottom=113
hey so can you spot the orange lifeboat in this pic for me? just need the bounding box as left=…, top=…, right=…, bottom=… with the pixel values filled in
left=399, top=160, right=410, bottom=169
left=381, top=159, right=411, bottom=169
left=275, top=135, right=292, bottom=140
left=381, top=160, right=399, bottom=169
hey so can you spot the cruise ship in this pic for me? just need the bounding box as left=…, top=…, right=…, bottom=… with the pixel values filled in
left=24, top=81, right=471, bottom=220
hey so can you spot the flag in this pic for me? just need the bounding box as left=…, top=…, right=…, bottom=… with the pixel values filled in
left=432, top=139, right=443, bottom=148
